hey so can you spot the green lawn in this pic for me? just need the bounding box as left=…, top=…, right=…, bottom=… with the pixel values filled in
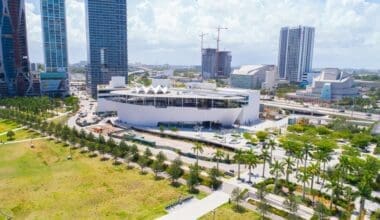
left=0, top=129, right=40, bottom=142
left=0, top=119, right=19, bottom=133
left=199, top=203, right=261, bottom=220
left=0, top=139, right=188, bottom=219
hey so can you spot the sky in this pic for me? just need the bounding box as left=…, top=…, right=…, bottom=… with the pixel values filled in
left=26, top=0, right=380, bottom=69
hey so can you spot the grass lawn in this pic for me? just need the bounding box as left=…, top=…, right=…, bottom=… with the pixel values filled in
left=0, top=139, right=189, bottom=219
left=199, top=203, right=261, bottom=220
left=0, top=129, right=40, bottom=142
left=0, top=119, right=20, bottom=133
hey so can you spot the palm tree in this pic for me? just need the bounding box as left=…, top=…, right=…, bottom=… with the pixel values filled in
left=270, top=160, right=285, bottom=193
left=267, top=139, right=276, bottom=164
left=358, top=176, right=372, bottom=218
left=260, top=149, right=270, bottom=178
left=283, top=194, right=299, bottom=219
left=297, top=167, right=311, bottom=200
left=307, top=162, right=320, bottom=203
left=314, top=143, right=334, bottom=183
left=213, top=149, right=224, bottom=172
left=192, top=142, right=204, bottom=165
left=233, top=149, right=245, bottom=180
left=302, top=143, right=313, bottom=170
left=325, top=176, right=340, bottom=210
left=244, top=150, right=259, bottom=183
left=284, top=157, right=295, bottom=183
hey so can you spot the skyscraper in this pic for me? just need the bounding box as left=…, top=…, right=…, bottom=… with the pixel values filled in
left=85, top=0, right=128, bottom=98
left=0, top=0, right=30, bottom=96
left=40, top=0, right=69, bottom=96
left=278, top=26, right=315, bottom=83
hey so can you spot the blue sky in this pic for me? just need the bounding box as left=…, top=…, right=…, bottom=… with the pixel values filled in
left=26, top=0, right=380, bottom=69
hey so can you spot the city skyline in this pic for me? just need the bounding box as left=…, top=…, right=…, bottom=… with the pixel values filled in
left=25, top=0, right=380, bottom=69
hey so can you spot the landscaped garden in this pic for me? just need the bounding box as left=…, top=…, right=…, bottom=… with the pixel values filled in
left=0, top=139, right=190, bottom=219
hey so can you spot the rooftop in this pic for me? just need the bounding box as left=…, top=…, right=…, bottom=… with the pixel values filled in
left=231, top=65, right=273, bottom=76
left=111, top=86, right=256, bottom=100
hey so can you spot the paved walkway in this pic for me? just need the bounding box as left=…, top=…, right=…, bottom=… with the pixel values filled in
left=0, top=137, right=48, bottom=145
left=159, top=191, right=230, bottom=220
left=0, top=126, right=26, bottom=136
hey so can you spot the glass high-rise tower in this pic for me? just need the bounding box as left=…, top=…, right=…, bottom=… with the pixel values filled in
left=85, top=0, right=128, bottom=98
left=0, top=0, right=30, bottom=97
left=40, top=0, right=69, bottom=96
left=278, top=26, right=315, bottom=83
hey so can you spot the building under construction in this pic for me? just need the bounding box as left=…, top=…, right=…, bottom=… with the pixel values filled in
left=200, top=27, right=232, bottom=79
left=202, top=49, right=231, bottom=79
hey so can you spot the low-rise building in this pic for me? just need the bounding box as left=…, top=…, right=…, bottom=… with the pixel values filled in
left=97, top=79, right=260, bottom=127
left=230, top=65, right=275, bottom=90
left=291, top=68, right=359, bottom=101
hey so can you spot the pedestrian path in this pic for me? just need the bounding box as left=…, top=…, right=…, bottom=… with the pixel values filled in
left=159, top=191, right=229, bottom=220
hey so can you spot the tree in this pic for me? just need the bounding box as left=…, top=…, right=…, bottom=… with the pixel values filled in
left=213, top=149, right=224, bottom=171
left=297, top=167, right=310, bottom=200
left=233, top=149, right=245, bottom=180
left=313, top=142, right=334, bottom=184
left=284, top=157, right=295, bottom=183
left=137, top=153, right=150, bottom=174
left=260, top=149, right=271, bottom=178
left=130, top=144, right=139, bottom=161
left=167, top=157, right=183, bottom=184
left=192, top=142, right=204, bottom=165
left=283, top=194, right=299, bottom=219
left=6, top=130, right=15, bottom=141
left=270, top=160, right=285, bottom=193
left=324, top=168, right=341, bottom=210
left=152, top=152, right=167, bottom=179
left=124, top=150, right=132, bottom=168
left=267, top=139, right=276, bottom=164
left=112, top=147, right=121, bottom=164
left=256, top=131, right=268, bottom=144
left=79, top=138, right=86, bottom=150
left=187, top=164, right=200, bottom=193
left=315, top=202, right=329, bottom=220
left=358, top=176, right=373, bottom=218
left=209, top=167, right=222, bottom=190
left=256, top=185, right=268, bottom=219
left=231, top=187, right=245, bottom=211
left=302, top=143, right=313, bottom=170
left=119, top=141, right=128, bottom=156
left=307, top=163, right=320, bottom=203
left=244, top=150, right=259, bottom=183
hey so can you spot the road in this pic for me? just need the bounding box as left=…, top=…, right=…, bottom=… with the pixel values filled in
left=262, top=100, right=380, bottom=122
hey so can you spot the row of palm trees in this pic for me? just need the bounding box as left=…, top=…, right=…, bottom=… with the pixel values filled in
left=251, top=130, right=379, bottom=218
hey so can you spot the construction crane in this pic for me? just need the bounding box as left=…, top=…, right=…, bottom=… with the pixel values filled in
left=199, top=32, right=207, bottom=51
left=215, top=26, right=228, bottom=77
left=216, top=26, right=228, bottom=53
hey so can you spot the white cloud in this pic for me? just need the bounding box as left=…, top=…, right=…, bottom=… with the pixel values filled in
left=26, top=0, right=380, bottom=68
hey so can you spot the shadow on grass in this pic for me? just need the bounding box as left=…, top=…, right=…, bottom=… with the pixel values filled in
left=154, top=176, right=165, bottom=181
left=170, top=182, right=182, bottom=188
left=88, top=153, right=98, bottom=158
left=112, top=161, right=122, bottom=166
left=100, top=157, right=109, bottom=161
left=232, top=204, right=247, bottom=214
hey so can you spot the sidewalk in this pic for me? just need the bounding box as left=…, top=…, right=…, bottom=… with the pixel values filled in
left=159, top=191, right=230, bottom=220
